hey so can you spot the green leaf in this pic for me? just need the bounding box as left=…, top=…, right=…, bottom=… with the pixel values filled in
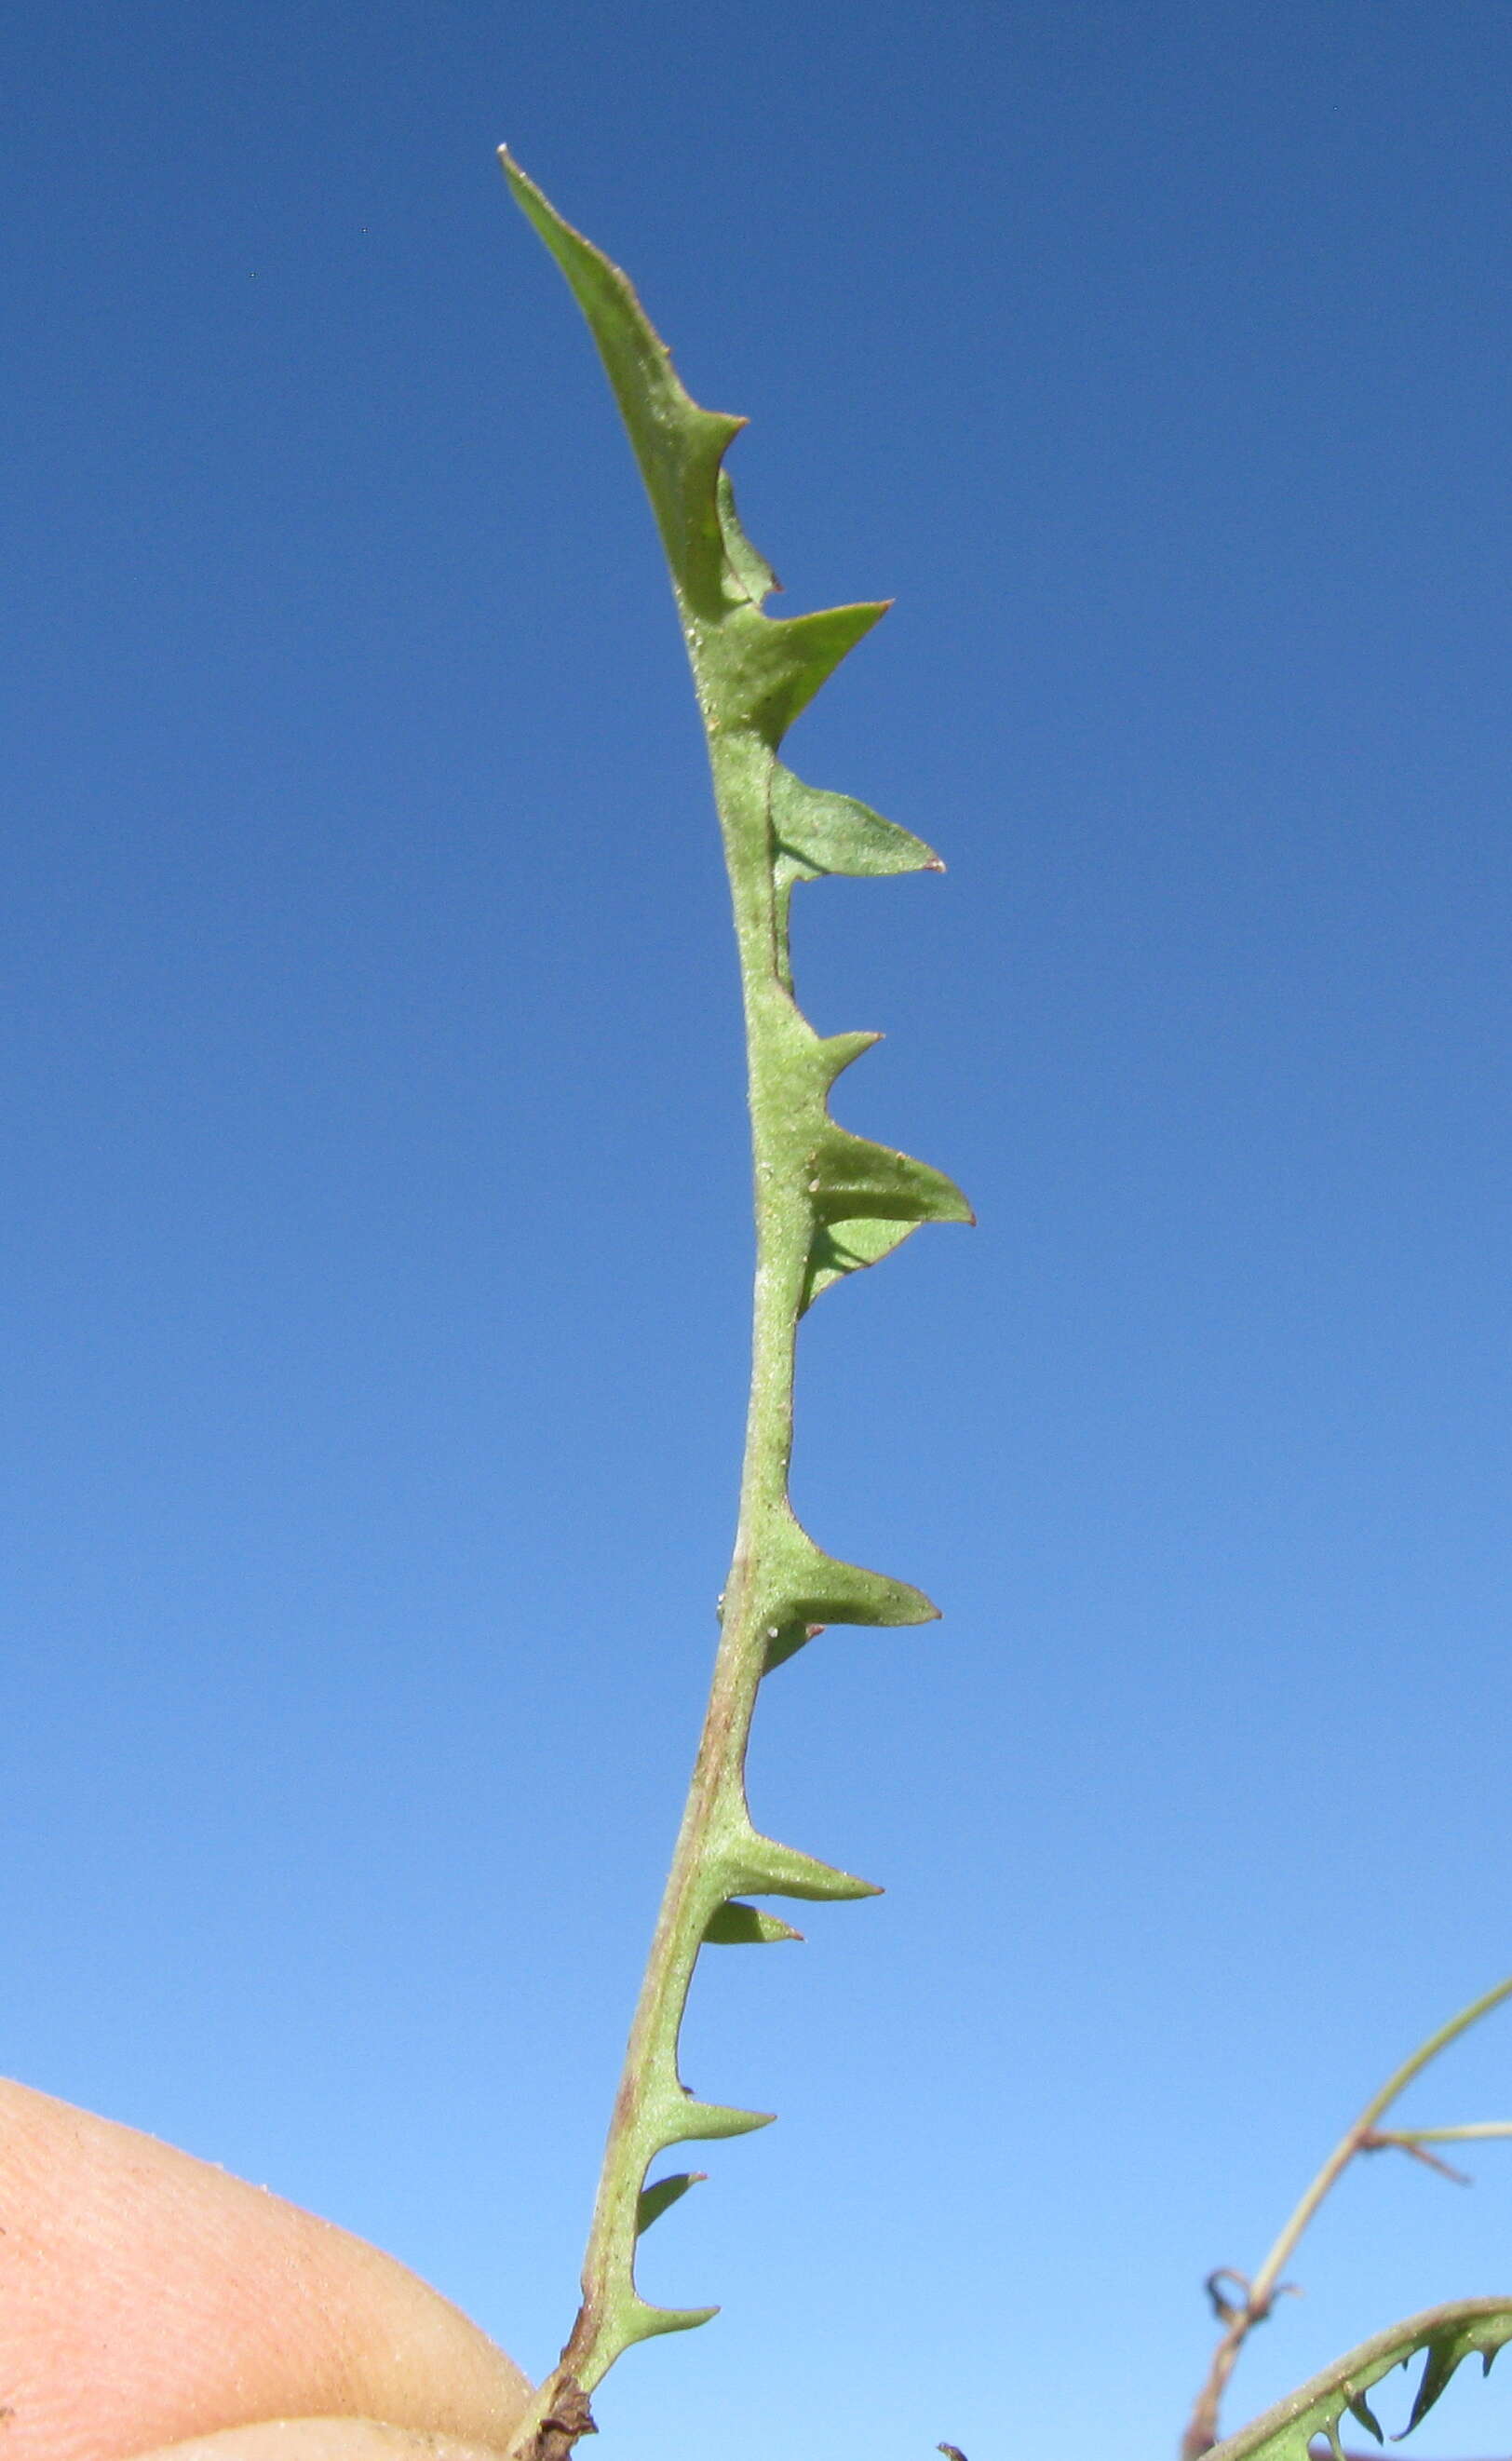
left=1344, top=2388, right=1384, bottom=2443
left=646, top=2090, right=776, bottom=2153
left=614, top=2291, right=721, bottom=2346
left=717, top=469, right=778, bottom=605
left=1208, top=2300, right=1512, bottom=2461
left=806, top=1118, right=974, bottom=1226
left=500, top=152, right=742, bottom=615
left=801, top=1216, right=921, bottom=1312
left=706, top=600, right=891, bottom=745
left=760, top=1507, right=942, bottom=1630
left=815, top=1026, right=884, bottom=1086
left=772, top=764, right=942, bottom=880
left=634, top=2171, right=706, bottom=2237
left=719, top=1824, right=882, bottom=1903
left=502, top=152, right=974, bottom=2427
left=703, top=1900, right=804, bottom=1945
left=760, top=1616, right=827, bottom=1674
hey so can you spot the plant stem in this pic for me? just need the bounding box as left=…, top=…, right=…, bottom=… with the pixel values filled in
left=505, top=743, right=797, bottom=2461
left=499, top=152, right=965, bottom=2461
left=1181, top=1974, right=1512, bottom=2461
left=557, top=750, right=806, bottom=2392
left=1370, top=2122, right=1512, bottom=2144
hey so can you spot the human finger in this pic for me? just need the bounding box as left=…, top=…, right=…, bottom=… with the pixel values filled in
left=0, top=2080, right=531, bottom=2461
left=126, top=2420, right=506, bottom=2461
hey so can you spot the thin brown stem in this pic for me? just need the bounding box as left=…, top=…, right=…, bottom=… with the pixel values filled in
left=1180, top=1974, right=1512, bottom=2460
left=1357, top=2129, right=1471, bottom=2186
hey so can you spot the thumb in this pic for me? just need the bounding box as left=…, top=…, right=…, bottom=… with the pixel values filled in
left=0, top=2080, right=532, bottom=2461
left=129, top=2424, right=508, bottom=2461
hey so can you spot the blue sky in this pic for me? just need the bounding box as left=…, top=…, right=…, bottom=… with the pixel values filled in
left=7, top=7, right=1512, bottom=2458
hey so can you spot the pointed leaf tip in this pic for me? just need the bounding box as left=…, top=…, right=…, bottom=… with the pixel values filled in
left=635, top=2171, right=707, bottom=2237
left=818, top=1028, right=884, bottom=1085
left=806, top=1120, right=973, bottom=1228
left=722, top=1827, right=883, bottom=1903
left=618, top=2292, right=720, bottom=2346
left=763, top=1512, right=943, bottom=1630
left=1344, top=2390, right=1384, bottom=2444
left=772, top=765, right=942, bottom=880
left=1406, top=2334, right=1463, bottom=2433
left=500, top=149, right=745, bottom=610
left=704, top=1900, right=804, bottom=1945
left=648, top=2091, right=776, bottom=2151
left=717, top=469, right=779, bottom=605
left=717, top=602, right=888, bottom=744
